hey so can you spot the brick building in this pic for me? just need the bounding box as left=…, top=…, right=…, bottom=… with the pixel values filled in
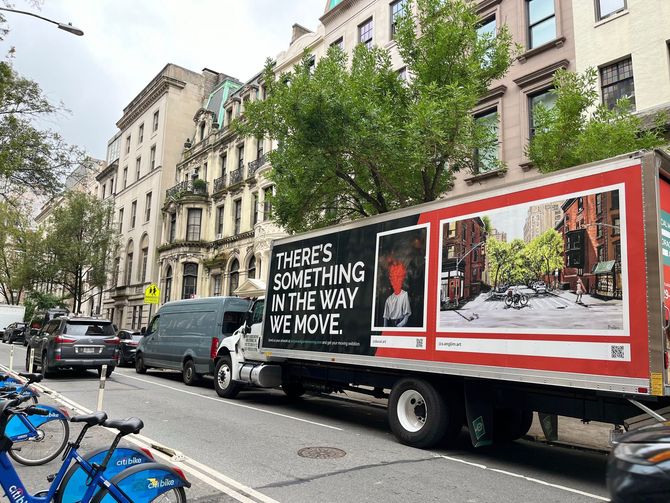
left=440, top=218, right=487, bottom=305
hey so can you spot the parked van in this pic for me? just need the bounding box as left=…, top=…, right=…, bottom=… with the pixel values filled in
left=135, top=297, right=251, bottom=385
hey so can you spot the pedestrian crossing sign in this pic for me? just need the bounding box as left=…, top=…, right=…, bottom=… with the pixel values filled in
left=144, top=284, right=160, bottom=304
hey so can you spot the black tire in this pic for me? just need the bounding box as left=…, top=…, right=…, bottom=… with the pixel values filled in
left=504, top=296, right=512, bottom=307
left=135, top=354, right=147, bottom=374
left=182, top=359, right=201, bottom=386
left=25, top=351, right=37, bottom=372
left=493, top=408, right=534, bottom=442
left=214, top=355, right=240, bottom=398
left=520, top=294, right=529, bottom=307
left=40, top=352, right=55, bottom=378
left=97, top=366, right=114, bottom=379
left=9, top=417, right=69, bottom=466
left=282, top=381, right=305, bottom=399
left=91, top=483, right=186, bottom=503
left=388, top=378, right=452, bottom=449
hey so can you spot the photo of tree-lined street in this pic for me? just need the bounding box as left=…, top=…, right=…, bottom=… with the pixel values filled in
left=439, top=189, right=625, bottom=332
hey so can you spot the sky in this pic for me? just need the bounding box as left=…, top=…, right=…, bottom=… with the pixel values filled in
left=1, top=1, right=327, bottom=160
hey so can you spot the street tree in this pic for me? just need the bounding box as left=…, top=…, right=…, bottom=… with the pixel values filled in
left=0, top=201, right=44, bottom=304
left=45, top=192, right=117, bottom=314
left=526, top=229, right=563, bottom=280
left=22, top=290, right=65, bottom=323
left=237, top=0, right=516, bottom=232
left=527, top=68, right=667, bottom=173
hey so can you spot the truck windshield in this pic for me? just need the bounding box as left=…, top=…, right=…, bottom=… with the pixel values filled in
left=64, top=322, right=115, bottom=336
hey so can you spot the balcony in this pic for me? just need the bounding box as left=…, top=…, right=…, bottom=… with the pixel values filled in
left=247, top=153, right=268, bottom=178
left=165, top=180, right=209, bottom=200
left=213, top=175, right=227, bottom=193
left=229, top=167, right=244, bottom=186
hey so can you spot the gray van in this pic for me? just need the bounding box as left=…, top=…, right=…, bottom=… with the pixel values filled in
left=135, top=297, right=251, bottom=385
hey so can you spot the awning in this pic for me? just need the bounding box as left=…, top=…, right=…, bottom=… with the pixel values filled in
left=593, top=260, right=616, bottom=274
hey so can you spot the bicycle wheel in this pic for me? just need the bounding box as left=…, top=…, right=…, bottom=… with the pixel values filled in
left=93, top=487, right=186, bottom=503
left=91, top=463, right=189, bottom=503
left=504, top=296, right=512, bottom=307
left=520, top=294, right=529, bottom=306
left=9, top=417, right=69, bottom=466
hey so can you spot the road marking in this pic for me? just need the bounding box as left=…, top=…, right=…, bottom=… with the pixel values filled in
left=114, top=371, right=343, bottom=431
left=434, top=454, right=610, bottom=501
left=0, top=365, right=277, bottom=503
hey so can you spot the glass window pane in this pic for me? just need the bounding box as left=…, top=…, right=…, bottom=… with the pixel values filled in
left=530, top=17, right=556, bottom=48
left=475, top=110, right=499, bottom=173
left=528, top=0, right=554, bottom=24
left=599, top=0, right=625, bottom=19
left=477, top=17, right=496, bottom=38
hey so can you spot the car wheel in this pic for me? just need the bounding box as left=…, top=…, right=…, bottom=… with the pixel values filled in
left=214, top=356, right=240, bottom=399
left=41, top=352, right=55, bottom=378
left=182, top=359, right=201, bottom=386
left=135, top=354, right=147, bottom=374
left=25, top=350, right=37, bottom=372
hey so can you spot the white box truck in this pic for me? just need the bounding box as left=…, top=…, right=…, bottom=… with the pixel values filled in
left=207, top=150, right=670, bottom=448
left=0, top=305, right=26, bottom=337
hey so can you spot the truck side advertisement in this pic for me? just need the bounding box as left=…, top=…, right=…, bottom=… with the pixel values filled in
left=263, top=160, right=651, bottom=381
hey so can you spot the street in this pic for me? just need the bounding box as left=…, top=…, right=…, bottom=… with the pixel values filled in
left=0, top=343, right=611, bottom=502
left=440, top=289, right=624, bottom=331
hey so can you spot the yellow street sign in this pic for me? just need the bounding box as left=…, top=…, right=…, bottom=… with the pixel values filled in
left=144, top=284, right=160, bottom=305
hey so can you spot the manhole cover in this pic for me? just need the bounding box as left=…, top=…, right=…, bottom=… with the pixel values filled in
left=298, top=447, right=346, bottom=459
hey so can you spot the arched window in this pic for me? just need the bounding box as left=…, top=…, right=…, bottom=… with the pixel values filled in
left=124, top=240, right=134, bottom=286
left=247, top=256, right=256, bottom=279
left=182, top=262, right=198, bottom=299
left=229, top=259, right=239, bottom=295
left=164, top=266, right=172, bottom=303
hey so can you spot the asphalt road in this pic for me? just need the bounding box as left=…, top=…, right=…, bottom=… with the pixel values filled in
left=0, top=342, right=612, bottom=502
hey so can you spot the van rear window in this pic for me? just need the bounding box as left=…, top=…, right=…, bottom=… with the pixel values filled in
left=64, top=322, right=115, bottom=336
left=222, top=312, right=245, bottom=334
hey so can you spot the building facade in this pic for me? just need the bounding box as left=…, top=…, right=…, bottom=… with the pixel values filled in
left=523, top=202, right=563, bottom=242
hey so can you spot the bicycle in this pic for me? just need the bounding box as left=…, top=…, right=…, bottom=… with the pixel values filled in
left=1, top=372, right=69, bottom=466
left=504, top=287, right=528, bottom=309
left=0, top=396, right=190, bottom=502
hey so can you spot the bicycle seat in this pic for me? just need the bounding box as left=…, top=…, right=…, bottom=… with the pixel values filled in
left=104, top=417, right=144, bottom=435
left=18, top=373, right=43, bottom=383
left=71, top=411, right=107, bottom=426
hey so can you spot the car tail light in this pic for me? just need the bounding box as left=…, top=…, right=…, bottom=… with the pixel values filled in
left=139, top=447, right=155, bottom=460
left=54, top=336, right=76, bottom=344
left=127, top=341, right=139, bottom=347
left=210, top=337, right=219, bottom=359
left=104, top=337, right=120, bottom=345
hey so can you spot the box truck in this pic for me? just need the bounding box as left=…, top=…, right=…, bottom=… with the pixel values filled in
left=210, top=150, right=670, bottom=449
left=0, top=305, right=26, bottom=337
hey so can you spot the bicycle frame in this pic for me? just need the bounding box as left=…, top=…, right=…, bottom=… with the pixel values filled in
left=6, top=405, right=68, bottom=442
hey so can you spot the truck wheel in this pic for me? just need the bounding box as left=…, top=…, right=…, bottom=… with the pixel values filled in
left=388, top=378, right=450, bottom=449
left=214, top=356, right=240, bottom=399
left=182, top=360, right=201, bottom=386
left=494, top=408, right=534, bottom=442
left=282, top=382, right=305, bottom=399
left=135, top=354, right=147, bottom=374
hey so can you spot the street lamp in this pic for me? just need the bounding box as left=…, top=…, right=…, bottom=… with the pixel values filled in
left=0, top=7, right=84, bottom=36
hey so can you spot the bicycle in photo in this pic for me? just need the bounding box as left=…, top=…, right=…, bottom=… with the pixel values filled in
left=0, top=396, right=191, bottom=502
left=504, top=287, right=529, bottom=309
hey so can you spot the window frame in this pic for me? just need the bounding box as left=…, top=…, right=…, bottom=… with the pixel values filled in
left=595, top=0, right=626, bottom=21
left=152, top=110, right=159, bottom=132
left=145, top=192, right=152, bottom=222
left=358, top=17, right=373, bottom=49
left=600, top=56, right=635, bottom=110
left=186, top=208, right=202, bottom=241
left=526, top=0, right=556, bottom=50
left=390, top=0, right=406, bottom=39
left=130, top=201, right=137, bottom=229
left=472, top=106, right=500, bottom=174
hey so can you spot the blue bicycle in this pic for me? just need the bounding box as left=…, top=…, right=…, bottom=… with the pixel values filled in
left=0, top=396, right=190, bottom=502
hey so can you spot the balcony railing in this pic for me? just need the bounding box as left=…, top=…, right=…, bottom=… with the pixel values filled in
left=166, top=179, right=208, bottom=200
left=247, top=153, right=268, bottom=178
left=213, top=175, right=227, bottom=193
left=229, top=168, right=243, bottom=186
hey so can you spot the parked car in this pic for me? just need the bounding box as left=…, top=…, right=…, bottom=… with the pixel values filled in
left=117, top=329, right=142, bottom=366
left=27, top=308, right=70, bottom=345
left=531, top=281, right=548, bottom=295
left=2, top=322, right=27, bottom=344
left=607, top=422, right=670, bottom=502
left=26, top=315, right=118, bottom=378
left=136, top=296, right=250, bottom=385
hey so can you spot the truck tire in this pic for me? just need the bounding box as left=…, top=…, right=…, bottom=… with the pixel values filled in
left=214, top=356, right=240, bottom=399
left=282, top=382, right=305, bottom=399
left=493, top=408, right=534, bottom=442
left=182, top=359, right=201, bottom=386
left=388, top=378, right=451, bottom=449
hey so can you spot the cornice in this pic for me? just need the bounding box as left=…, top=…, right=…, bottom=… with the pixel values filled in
left=513, top=59, right=569, bottom=89
left=117, top=76, right=186, bottom=130
left=476, top=0, right=503, bottom=14
left=320, top=0, right=357, bottom=25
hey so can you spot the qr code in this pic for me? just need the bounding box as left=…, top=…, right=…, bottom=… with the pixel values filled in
left=611, top=345, right=625, bottom=359
left=416, top=338, right=424, bottom=349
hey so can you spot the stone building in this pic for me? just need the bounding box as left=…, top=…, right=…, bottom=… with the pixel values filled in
left=523, top=202, right=563, bottom=243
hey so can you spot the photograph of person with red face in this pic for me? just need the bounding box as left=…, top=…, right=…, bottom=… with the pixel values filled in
left=372, top=225, right=428, bottom=331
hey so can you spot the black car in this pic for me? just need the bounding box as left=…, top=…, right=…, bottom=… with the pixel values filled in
left=26, top=315, right=118, bottom=378
left=117, top=329, right=142, bottom=366
left=2, top=322, right=27, bottom=344
left=607, top=422, right=670, bottom=502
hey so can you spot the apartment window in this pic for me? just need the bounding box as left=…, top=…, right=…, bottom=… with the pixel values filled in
left=529, top=88, right=556, bottom=137
left=234, top=199, right=242, bottom=235
left=390, top=0, right=406, bottom=39
left=113, top=257, right=120, bottom=286
left=229, top=259, right=239, bottom=294
left=153, top=110, right=159, bottom=132
left=145, top=192, right=152, bottom=222
left=614, top=241, right=621, bottom=263
left=597, top=245, right=605, bottom=262
left=123, top=167, right=128, bottom=189
left=126, top=135, right=131, bottom=154
left=182, top=263, right=198, bottom=299
left=169, top=213, right=176, bottom=243
left=596, top=220, right=603, bottom=238
left=118, top=208, right=124, bottom=233
left=473, top=108, right=499, bottom=173
left=446, top=245, right=456, bottom=259
left=256, top=138, right=264, bottom=159
left=252, top=192, right=259, bottom=226
left=186, top=208, right=202, bottom=241
left=138, top=123, right=144, bottom=144
left=226, top=108, right=232, bottom=126
left=237, top=145, right=244, bottom=170
left=150, top=146, right=156, bottom=170
left=577, top=197, right=584, bottom=213
left=101, top=184, right=106, bottom=199
left=262, top=186, right=273, bottom=220
left=212, top=274, right=222, bottom=296
left=220, top=153, right=227, bottom=177
left=600, top=57, right=635, bottom=110
left=164, top=266, right=172, bottom=303
left=358, top=18, right=373, bottom=49
left=477, top=16, right=496, bottom=39
left=596, top=0, right=625, bottom=20
left=140, top=247, right=148, bottom=282
left=109, top=179, right=114, bottom=196
left=130, top=201, right=137, bottom=229
left=527, top=0, right=556, bottom=49
left=612, top=216, right=620, bottom=235
left=611, top=190, right=619, bottom=209
left=595, top=193, right=604, bottom=215
left=331, top=37, right=344, bottom=50
left=199, top=121, right=206, bottom=141
left=248, top=256, right=257, bottom=279
left=135, top=157, right=141, bottom=181
left=446, top=222, right=456, bottom=238
left=125, top=252, right=133, bottom=286
left=216, top=205, right=225, bottom=236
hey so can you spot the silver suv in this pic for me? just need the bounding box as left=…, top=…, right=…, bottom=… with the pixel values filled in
left=26, top=316, right=118, bottom=378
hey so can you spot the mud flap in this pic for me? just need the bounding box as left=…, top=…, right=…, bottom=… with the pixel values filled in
left=539, top=413, right=558, bottom=442
left=464, top=379, right=493, bottom=447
